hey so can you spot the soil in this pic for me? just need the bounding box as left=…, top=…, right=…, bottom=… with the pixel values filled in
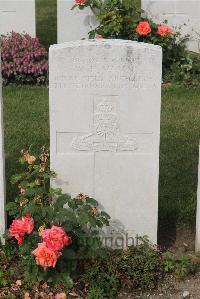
left=118, top=273, right=200, bottom=298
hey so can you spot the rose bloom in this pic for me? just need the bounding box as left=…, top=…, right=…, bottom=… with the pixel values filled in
left=41, top=226, right=72, bottom=251
left=23, top=152, right=36, bottom=164
left=32, top=242, right=61, bottom=270
left=9, top=214, right=34, bottom=245
left=75, top=0, right=86, bottom=4
left=136, top=21, right=151, bottom=36
left=157, top=24, right=173, bottom=36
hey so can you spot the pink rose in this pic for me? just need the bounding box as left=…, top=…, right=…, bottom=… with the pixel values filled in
left=41, top=226, right=72, bottom=252
left=32, top=242, right=61, bottom=270
left=9, top=214, right=34, bottom=245
left=136, top=21, right=151, bottom=36
left=19, top=187, right=26, bottom=195
left=157, top=24, right=173, bottom=36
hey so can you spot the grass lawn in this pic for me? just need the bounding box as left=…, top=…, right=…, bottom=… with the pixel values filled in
left=36, top=0, right=57, bottom=49
left=159, top=86, right=200, bottom=239
left=3, top=86, right=49, bottom=203
left=3, top=85, right=200, bottom=232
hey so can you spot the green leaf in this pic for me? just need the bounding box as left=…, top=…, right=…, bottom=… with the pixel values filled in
left=86, top=197, right=98, bottom=206
left=78, top=211, right=89, bottom=225
left=6, top=202, right=19, bottom=215
left=10, top=173, right=25, bottom=184
left=54, top=195, right=69, bottom=210
left=101, top=211, right=111, bottom=219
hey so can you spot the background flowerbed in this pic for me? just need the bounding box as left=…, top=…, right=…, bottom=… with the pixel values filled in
left=1, top=32, right=48, bottom=85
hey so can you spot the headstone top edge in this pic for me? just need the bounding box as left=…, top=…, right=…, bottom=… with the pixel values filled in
left=49, top=39, right=162, bottom=52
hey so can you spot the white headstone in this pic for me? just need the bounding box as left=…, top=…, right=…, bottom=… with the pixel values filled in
left=0, top=0, right=36, bottom=37
left=142, top=0, right=200, bottom=52
left=49, top=40, right=162, bottom=244
left=195, top=143, right=200, bottom=251
left=0, top=54, right=6, bottom=240
left=57, top=0, right=96, bottom=43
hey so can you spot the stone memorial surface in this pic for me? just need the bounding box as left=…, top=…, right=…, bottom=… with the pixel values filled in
left=0, top=57, right=5, bottom=239
left=49, top=40, right=162, bottom=244
left=196, top=143, right=200, bottom=251
left=0, top=0, right=36, bottom=37
left=57, top=0, right=96, bottom=43
left=142, top=0, right=200, bottom=52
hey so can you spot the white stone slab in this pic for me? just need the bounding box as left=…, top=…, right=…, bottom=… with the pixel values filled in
left=142, top=0, right=200, bottom=52
left=49, top=40, right=162, bottom=244
left=57, top=0, right=96, bottom=43
left=0, top=54, right=6, bottom=240
left=0, top=0, right=36, bottom=37
left=195, top=143, right=200, bottom=251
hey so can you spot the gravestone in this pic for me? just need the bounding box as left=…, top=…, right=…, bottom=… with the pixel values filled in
left=142, top=0, right=200, bottom=52
left=57, top=0, right=96, bottom=43
left=0, top=0, right=36, bottom=37
left=49, top=40, right=162, bottom=244
left=195, top=143, right=200, bottom=251
left=0, top=55, right=6, bottom=240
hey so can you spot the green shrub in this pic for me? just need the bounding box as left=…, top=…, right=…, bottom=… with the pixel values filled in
left=81, top=237, right=163, bottom=297
left=163, top=252, right=200, bottom=279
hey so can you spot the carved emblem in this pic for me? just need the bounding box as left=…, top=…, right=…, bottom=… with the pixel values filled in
left=71, top=98, right=137, bottom=152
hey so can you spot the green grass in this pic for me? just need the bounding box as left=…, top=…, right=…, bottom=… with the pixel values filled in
left=2, top=85, right=200, bottom=229
left=3, top=86, right=49, bottom=203
left=159, top=86, right=200, bottom=232
left=36, top=0, right=57, bottom=49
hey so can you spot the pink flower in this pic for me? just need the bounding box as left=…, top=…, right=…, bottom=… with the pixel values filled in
left=19, top=187, right=26, bottom=195
left=41, top=226, right=72, bottom=252
left=75, top=0, right=86, bottom=4
left=157, top=24, right=173, bottom=36
left=136, top=21, right=151, bottom=36
left=32, top=242, right=61, bottom=270
left=9, top=214, right=34, bottom=245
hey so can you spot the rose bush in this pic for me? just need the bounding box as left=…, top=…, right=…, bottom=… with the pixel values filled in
left=6, top=146, right=110, bottom=286
left=72, top=0, right=191, bottom=82
left=1, top=32, right=48, bottom=85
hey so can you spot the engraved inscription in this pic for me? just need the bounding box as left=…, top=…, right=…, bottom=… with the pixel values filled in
left=71, top=98, right=137, bottom=152
left=51, top=48, right=161, bottom=90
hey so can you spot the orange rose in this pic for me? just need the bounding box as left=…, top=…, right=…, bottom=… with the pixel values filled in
left=41, top=226, right=72, bottom=252
left=136, top=21, right=151, bottom=36
left=32, top=242, right=61, bottom=270
left=157, top=24, right=173, bottom=36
